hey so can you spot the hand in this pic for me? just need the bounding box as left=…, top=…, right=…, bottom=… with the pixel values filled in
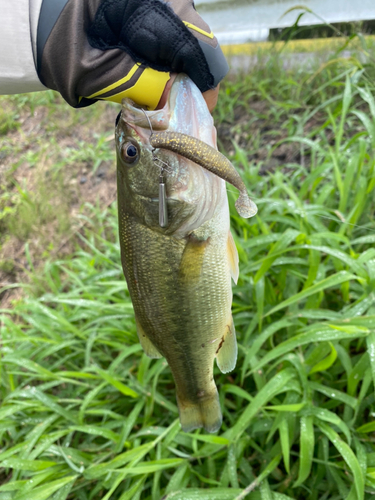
left=36, top=0, right=228, bottom=109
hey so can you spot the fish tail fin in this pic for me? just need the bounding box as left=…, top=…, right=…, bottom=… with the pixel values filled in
left=177, top=390, right=222, bottom=434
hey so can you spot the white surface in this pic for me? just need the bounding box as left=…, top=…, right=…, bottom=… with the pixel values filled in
left=0, top=0, right=45, bottom=94
left=196, top=0, right=375, bottom=44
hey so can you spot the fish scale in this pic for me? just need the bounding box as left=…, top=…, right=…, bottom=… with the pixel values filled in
left=118, top=208, right=231, bottom=432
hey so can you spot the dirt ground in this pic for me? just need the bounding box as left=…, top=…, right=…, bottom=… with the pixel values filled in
left=0, top=97, right=119, bottom=307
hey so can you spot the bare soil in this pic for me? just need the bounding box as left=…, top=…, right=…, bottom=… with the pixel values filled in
left=0, top=97, right=118, bottom=307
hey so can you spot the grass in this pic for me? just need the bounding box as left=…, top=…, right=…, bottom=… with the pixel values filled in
left=1, top=37, right=375, bottom=499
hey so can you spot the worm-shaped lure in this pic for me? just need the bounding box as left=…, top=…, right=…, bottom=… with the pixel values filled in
left=150, top=132, right=257, bottom=219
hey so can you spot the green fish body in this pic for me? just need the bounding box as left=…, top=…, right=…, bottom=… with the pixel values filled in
left=116, top=75, right=252, bottom=433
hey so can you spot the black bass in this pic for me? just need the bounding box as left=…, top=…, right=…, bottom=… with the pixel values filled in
left=115, top=74, right=257, bottom=433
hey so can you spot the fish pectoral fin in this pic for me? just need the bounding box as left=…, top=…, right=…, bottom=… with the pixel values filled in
left=179, top=234, right=210, bottom=283
left=227, top=231, right=239, bottom=284
left=215, top=317, right=237, bottom=374
left=135, top=318, right=163, bottom=359
left=177, top=389, right=222, bottom=434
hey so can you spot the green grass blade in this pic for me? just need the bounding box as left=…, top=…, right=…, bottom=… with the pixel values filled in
left=294, top=415, right=314, bottom=486
left=265, top=271, right=358, bottom=317
left=317, top=421, right=364, bottom=500
left=229, top=368, right=296, bottom=440
left=13, top=477, right=77, bottom=500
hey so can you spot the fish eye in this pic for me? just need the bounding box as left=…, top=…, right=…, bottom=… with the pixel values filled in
left=121, top=141, right=139, bottom=164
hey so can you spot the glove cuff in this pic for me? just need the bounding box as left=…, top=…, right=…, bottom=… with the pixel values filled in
left=82, top=65, right=170, bottom=109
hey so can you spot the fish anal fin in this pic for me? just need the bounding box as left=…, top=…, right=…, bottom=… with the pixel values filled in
left=215, top=317, right=237, bottom=374
left=177, top=389, right=222, bottom=434
left=135, top=318, right=163, bottom=359
left=179, top=234, right=210, bottom=283
left=227, top=231, right=239, bottom=284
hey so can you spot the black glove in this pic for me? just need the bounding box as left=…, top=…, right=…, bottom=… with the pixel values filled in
left=36, top=0, right=229, bottom=108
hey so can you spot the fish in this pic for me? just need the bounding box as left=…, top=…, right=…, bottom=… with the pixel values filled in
left=115, top=74, right=257, bottom=433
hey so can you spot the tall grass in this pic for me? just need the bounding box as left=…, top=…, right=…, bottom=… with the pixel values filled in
left=1, top=42, right=375, bottom=499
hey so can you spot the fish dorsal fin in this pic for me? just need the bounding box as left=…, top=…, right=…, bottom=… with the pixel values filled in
left=227, top=231, right=239, bottom=284
left=215, top=317, right=237, bottom=374
left=135, top=317, right=163, bottom=359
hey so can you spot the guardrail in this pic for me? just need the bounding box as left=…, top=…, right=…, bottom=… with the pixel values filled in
left=195, top=0, right=375, bottom=44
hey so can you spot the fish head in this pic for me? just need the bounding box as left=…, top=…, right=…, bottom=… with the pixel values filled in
left=115, top=74, right=228, bottom=236
left=115, top=105, right=165, bottom=204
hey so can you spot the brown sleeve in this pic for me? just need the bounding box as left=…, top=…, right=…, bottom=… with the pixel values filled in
left=39, top=0, right=165, bottom=108
left=38, top=0, right=228, bottom=108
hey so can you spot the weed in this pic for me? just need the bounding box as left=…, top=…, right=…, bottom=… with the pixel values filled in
left=1, top=35, right=375, bottom=500
left=0, top=104, right=19, bottom=136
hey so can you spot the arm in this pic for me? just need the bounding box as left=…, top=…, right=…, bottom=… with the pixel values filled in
left=1, top=0, right=228, bottom=110
left=0, top=0, right=46, bottom=94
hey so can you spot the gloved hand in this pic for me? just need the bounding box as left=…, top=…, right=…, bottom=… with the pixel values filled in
left=36, top=0, right=229, bottom=110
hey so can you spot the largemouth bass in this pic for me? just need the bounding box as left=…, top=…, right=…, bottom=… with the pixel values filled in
left=116, top=75, right=256, bottom=433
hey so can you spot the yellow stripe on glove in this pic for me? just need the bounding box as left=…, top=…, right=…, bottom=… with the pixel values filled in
left=84, top=65, right=170, bottom=110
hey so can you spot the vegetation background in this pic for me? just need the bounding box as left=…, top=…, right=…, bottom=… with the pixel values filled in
left=1, top=21, right=375, bottom=500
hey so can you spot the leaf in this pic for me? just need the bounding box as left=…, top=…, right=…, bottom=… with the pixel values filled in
left=254, top=229, right=300, bottom=283
left=302, top=244, right=366, bottom=278
left=1, top=459, right=57, bottom=471
left=164, top=489, right=243, bottom=499
left=318, top=422, right=364, bottom=500
left=124, top=458, right=185, bottom=475
left=309, top=382, right=357, bottom=408
left=168, top=466, right=192, bottom=493
left=95, top=368, right=138, bottom=398
left=18, top=387, right=77, bottom=423
left=348, top=353, right=369, bottom=396
left=185, top=434, right=230, bottom=446
left=279, top=418, right=290, bottom=473
left=222, top=384, right=253, bottom=402
left=303, top=407, right=351, bottom=443
left=294, top=416, right=314, bottom=486
left=252, top=327, right=367, bottom=373
left=265, top=403, right=305, bottom=412
left=118, top=478, right=145, bottom=500
left=228, top=368, right=296, bottom=440
left=50, top=480, right=75, bottom=500
left=309, top=342, right=337, bottom=374
left=265, top=271, right=358, bottom=316
left=85, top=420, right=180, bottom=480
left=13, top=477, right=77, bottom=500
left=84, top=444, right=151, bottom=480
left=69, top=425, right=119, bottom=443
left=366, top=332, right=375, bottom=390
left=356, top=422, right=375, bottom=433
left=234, top=455, right=282, bottom=500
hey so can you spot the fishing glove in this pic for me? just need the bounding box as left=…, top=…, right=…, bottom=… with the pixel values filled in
left=36, top=0, right=229, bottom=109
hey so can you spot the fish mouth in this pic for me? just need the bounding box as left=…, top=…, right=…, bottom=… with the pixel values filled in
left=120, top=74, right=217, bottom=145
